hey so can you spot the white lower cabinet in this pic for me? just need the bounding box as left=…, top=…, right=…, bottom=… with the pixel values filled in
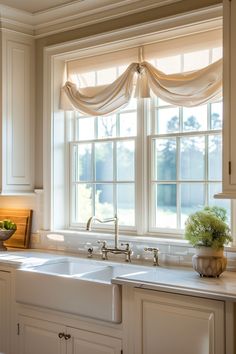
left=18, top=316, right=66, bottom=354
left=67, top=327, right=122, bottom=354
left=18, top=315, right=122, bottom=354
left=133, top=289, right=225, bottom=354
left=0, top=271, right=11, bottom=354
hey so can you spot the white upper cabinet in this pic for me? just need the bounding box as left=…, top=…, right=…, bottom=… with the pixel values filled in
left=0, top=31, right=35, bottom=193
left=219, top=0, right=236, bottom=197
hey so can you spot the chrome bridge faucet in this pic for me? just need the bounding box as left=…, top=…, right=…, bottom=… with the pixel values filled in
left=86, top=215, right=132, bottom=262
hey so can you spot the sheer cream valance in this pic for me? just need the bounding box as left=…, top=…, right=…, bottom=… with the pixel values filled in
left=60, top=58, right=222, bottom=116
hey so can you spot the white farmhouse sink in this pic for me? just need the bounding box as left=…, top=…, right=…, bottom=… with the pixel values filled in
left=15, top=258, right=147, bottom=323
left=79, top=265, right=147, bottom=283
left=30, top=259, right=107, bottom=276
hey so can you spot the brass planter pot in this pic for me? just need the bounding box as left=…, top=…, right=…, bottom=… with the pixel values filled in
left=192, top=247, right=227, bottom=277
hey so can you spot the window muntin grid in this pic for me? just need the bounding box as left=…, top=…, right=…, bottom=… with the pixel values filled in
left=71, top=67, right=137, bottom=228
left=149, top=48, right=230, bottom=232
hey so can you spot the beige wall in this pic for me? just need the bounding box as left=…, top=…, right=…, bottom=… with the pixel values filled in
left=35, top=0, right=222, bottom=188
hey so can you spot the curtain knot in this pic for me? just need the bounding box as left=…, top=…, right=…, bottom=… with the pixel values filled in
left=135, top=63, right=150, bottom=98
left=136, top=63, right=145, bottom=75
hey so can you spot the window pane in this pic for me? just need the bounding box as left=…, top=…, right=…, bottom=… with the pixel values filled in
left=157, top=107, right=179, bottom=134
left=117, top=141, right=135, bottom=181
left=95, top=142, right=113, bottom=181
left=155, top=55, right=181, bottom=74
left=122, top=98, right=137, bottom=111
left=76, top=144, right=92, bottom=181
left=95, top=184, right=113, bottom=219
left=184, top=50, right=209, bottom=71
left=117, top=184, right=135, bottom=226
left=181, top=183, right=205, bottom=228
left=78, top=117, right=95, bottom=140
left=157, top=97, right=171, bottom=107
left=208, top=135, right=222, bottom=180
left=119, top=112, right=137, bottom=137
left=75, top=184, right=93, bottom=223
left=97, top=67, right=117, bottom=85
left=211, top=102, right=222, bottom=130
left=154, top=138, right=176, bottom=180
left=183, top=105, right=207, bottom=131
left=98, top=115, right=117, bottom=138
left=118, top=65, right=128, bottom=75
left=155, top=184, right=177, bottom=228
left=208, top=183, right=231, bottom=223
left=180, top=136, right=205, bottom=180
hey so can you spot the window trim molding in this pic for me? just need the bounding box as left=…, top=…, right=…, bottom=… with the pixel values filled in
left=43, top=4, right=225, bottom=234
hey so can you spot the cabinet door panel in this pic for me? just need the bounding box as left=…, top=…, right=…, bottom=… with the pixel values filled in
left=2, top=32, right=35, bottom=192
left=142, top=301, right=213, bottom=354
left=67, top=327, right=122, bottom=354
left=134, top=289, right=224, bottom=354
left=229, top=0, right=236, bottom=185
left=19, top=315, right=66, bottom=354
left=0, top=271, right=10, bottom=354
left=222, top=0, right=236, bottom=193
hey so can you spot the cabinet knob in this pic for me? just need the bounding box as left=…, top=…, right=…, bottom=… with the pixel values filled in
left=64, top=334, right=71, bottom=340
left=58, top=332, right=65, bottom=339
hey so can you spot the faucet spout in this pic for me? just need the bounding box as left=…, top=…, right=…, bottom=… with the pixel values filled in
left=86, top=215, right=131, bottom=262
left=86, top=215, right=119, bottom=249
left=86, top=216, right=103, bottom=231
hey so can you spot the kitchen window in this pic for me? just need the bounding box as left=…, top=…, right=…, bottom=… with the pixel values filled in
left=60, top=27, right=230, bottom=237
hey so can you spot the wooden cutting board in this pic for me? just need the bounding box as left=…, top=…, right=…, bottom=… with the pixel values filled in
left=0, top=209, right=33, bottom=249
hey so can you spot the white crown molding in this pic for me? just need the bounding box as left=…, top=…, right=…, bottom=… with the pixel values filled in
left=0, top=5, right=34, bottom=36
left=0, top=0, right=221, bottom=38
left=33, top=0, right=183, bottom=37
left=45, top=5, right=222, bottom=60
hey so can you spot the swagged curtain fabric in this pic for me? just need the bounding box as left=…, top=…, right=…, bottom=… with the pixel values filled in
left=60, top=58, right=222, bottom=116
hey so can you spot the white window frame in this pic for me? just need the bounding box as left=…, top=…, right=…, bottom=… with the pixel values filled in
left=43, top=4, right=236, bottom=242
left=68, top=97, right=145, bottom=234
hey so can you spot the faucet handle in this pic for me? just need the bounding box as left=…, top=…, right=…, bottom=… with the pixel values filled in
left=121, top=243, right=132, bottom=262
left=144, top=247, right=159, bottom=252
left=121, top=243, right=131, bottom=251
left=97, top=240, right=107, bottom=249
left=97, top=240, right=108, bottom=260
left=87, top=247, right=93, bottom=258
left=144, top=247, right=159, bottom=266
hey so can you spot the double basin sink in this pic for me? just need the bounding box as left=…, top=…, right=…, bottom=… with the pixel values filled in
left=15, top=257, right=149, bottom=323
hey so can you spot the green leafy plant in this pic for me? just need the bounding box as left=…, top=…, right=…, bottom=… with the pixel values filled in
left=0, top=219, right=17, bottom=231
left=184, top=206, right=232, bottom=249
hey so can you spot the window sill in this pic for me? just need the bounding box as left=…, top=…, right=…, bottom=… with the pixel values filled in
left=40, top=229, right=236, bottom=250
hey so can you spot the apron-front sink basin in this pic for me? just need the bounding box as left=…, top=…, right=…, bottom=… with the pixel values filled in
left=15, top=258, right=122, bottom=323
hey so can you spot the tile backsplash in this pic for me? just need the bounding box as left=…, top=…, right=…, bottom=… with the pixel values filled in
left=31, top=231, right=236, bottom=271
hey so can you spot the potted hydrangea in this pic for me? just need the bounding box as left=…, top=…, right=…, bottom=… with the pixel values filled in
left=184, top=206, right=232, bottom=277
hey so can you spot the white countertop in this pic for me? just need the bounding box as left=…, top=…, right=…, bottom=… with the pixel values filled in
left=0, top=250, right=65, bottom=268
left=113, top=266, right=236, bottom=301
left=2, top=249, right=236, bottom=301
